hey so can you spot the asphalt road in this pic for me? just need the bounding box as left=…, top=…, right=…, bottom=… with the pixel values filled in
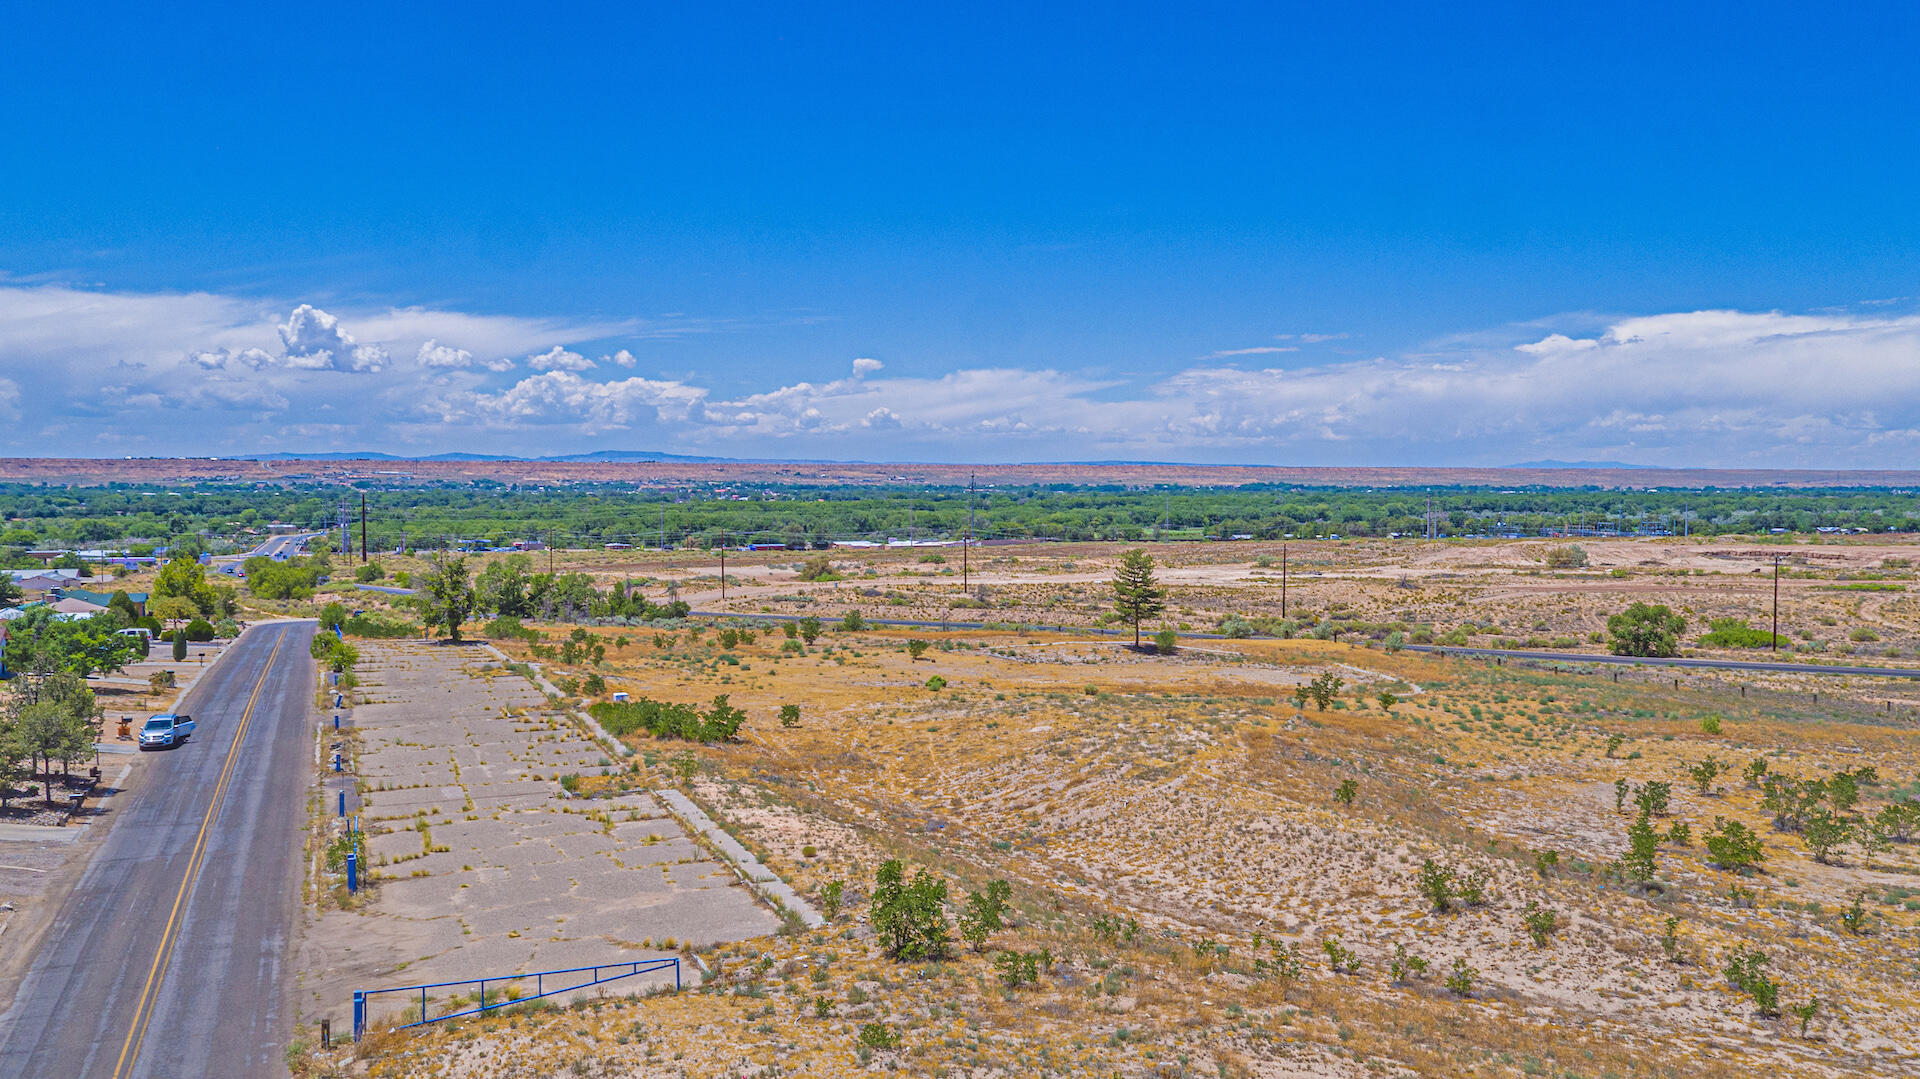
left=1406, top=644, right=1920, bottom=679
left=689, top=610, right=1920, bottom=679
left=0, top=620, right=318, bottom=1079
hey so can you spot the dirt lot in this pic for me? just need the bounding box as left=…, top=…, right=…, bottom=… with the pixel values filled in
left=321, top=562, right=1920, bottom=1079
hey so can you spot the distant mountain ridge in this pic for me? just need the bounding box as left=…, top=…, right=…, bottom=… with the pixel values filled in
left=1507, top=459, right=1662, bottom=470
left=228, top=449, right=734, bottom=463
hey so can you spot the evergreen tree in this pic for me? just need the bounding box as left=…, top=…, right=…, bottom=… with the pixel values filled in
left=1110, top=549, right=1166, bottom=648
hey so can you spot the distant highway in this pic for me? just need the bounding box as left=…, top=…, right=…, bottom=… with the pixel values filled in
left=1405, top=644, right=1920, bottom=680
left=0, top=621, right=318, bottom=1078
left=686, top=610, right=1920, bottom=679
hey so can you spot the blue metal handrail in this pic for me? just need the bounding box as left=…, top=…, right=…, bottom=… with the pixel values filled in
left=353, top=957, right=681, bottom=1041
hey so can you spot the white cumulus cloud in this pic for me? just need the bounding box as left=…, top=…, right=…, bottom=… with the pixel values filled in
left=278, top=304, right=387, bottom=372
left=527, top=345, right=596, bottom=372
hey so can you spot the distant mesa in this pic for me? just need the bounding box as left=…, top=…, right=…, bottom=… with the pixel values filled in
left=1506, top=459, right=1662, bottom=470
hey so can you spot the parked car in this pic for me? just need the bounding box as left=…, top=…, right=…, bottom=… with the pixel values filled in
left=138, top=713, right=195, bottom=750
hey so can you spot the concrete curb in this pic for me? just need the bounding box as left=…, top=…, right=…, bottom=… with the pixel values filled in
left=477, top=643, right=633, bottom=759
left=653, top=789, right=824, bottom=930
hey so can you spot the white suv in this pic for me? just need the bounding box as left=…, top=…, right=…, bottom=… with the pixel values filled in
left=138, top=713, right=195, bottom=750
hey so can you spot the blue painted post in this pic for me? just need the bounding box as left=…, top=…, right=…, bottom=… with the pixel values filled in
left=330, top=670, right=339, bottom=686
left=674, top=958, right=681, bottom=991
left=334, top=692, right=343, bottom=707
left=353, top=990, right=365, bottom=1042
left=338, top=789, right=346, bottom=817
left=333, top=714, right=340, bottom=731
left=332, top=751, right=342, bottom=773
left=347, top=851, right=358, bottom=892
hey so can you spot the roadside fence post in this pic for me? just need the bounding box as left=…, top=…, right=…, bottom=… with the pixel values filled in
left=320, top=1018, right=330, bottom=1049
left=352, top=991, right=365, bottom=1042
left=347, top=851, right=358, bottom=892
left=338, top=789, right=346, bottom=817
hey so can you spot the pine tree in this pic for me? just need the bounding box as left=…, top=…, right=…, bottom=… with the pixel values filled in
left=1110, top=549, right=1166, bottom=648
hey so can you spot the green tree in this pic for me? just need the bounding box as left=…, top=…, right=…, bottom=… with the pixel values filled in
left=870, top=859, right=951, bottom=961
left=149, top=595, right=199, bottom=629
left=957, top=879, right=1012, bottom=952
left=1607, top=602, right=1686, bottom=657
left=151, top=557, right=217, bottom=619
left=797, top=617, right=822, bottom=645
left=0, top=574, right=22, bottom=608
left=1110, top=549, right=1166, bottom=648
left=420, top=555, right=477, bottom=641
left=1623, top=811, right=1661, bottom=881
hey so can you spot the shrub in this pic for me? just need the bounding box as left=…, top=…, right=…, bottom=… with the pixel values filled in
left=582, top=673, right=606, bottom=696
left=588, top=693, right=746, bottom=742
left=1445, top=958, right=1477, bottom=996
left=1634, top=780, right=1673, bottom=817
left=958, top=880, right=1012, bottom=952
left=1522, top=901, right=1560, bottom=947
left=484, top=616, right=539, bottom=642
left=1743, top=757, right=1768, bottom=787
left=1534, top=850, right=1559, bottom=877
left=870, top=860, right=950, bottom=961
left=1544, top=544, right=1588, bottom=568
left=925, top=675, right=947, bottom=691
left=1321, top=937, right=1360, bottom=975
left=1802, top=809, right=1852, bottom=864
left=779, top=704, right=801, bottom=729
left=993, top=949, right=1047, bottom=987
left=1416, top=859, right=1455, bottom=911
left=1699, top=714, right=1723, bottom=735
left=183, top=618, right=215, bottom=642
left=1305, top=672, right=1344, bottom=710
left=856, top=1023, right=898, bottom=1049
left=840, top=610, right=866, bottom=632
left=1605, top=733, right=1626, bottom=759
left=1152, top=627, right=1177, bottom=655
left=906, top=639, right=930, bottom=661
left=1388, top=943, right=1429, bottom=983
left=1377, top=690, right=1398, bottom=711
left=1791, top=998, right=1820, bottom=1038
left=1687, top=757, right=1723, bottom=795
left=1252, top=939, right=1303, bottom=980
left=796, top=556, right=840, bottom=582
left=819, top=880, right=844, bottom=922
left=1699, top=618, right=1785, bottom=649
left=1723, top=950, right=1780, bottom=1016
left=1608, top=602, right=1685, bottom=657
left=214, top=618, right=240, bottom=638
left=1623, top=812, right=1661, bottom=881
left=1333, top=778, right=1358, bottom=807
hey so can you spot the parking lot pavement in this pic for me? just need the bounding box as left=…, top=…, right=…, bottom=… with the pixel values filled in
left=298, top=641, right=777, bottom=1030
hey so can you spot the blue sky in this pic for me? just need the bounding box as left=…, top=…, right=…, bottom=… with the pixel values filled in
left=3, top=4, right=1918, bottom=465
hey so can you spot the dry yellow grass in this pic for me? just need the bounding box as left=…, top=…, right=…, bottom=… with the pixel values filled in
left=312, top=538, right=1920, bottom=1078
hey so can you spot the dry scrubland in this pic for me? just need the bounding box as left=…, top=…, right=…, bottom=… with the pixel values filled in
left=320, top=537, right=1920, bottom=1078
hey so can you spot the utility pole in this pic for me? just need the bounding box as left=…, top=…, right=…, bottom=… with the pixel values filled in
left=359, top=494, right=368, bottom=563
left=1280, top=542, right=1288, bottom=618
left=963, top=473, right=974, bottom=591
left=1772, top=555, right=1783, bottom=651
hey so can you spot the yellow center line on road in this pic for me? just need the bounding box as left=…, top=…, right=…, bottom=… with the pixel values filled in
left=111, top=627, right=288, bottom=1079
